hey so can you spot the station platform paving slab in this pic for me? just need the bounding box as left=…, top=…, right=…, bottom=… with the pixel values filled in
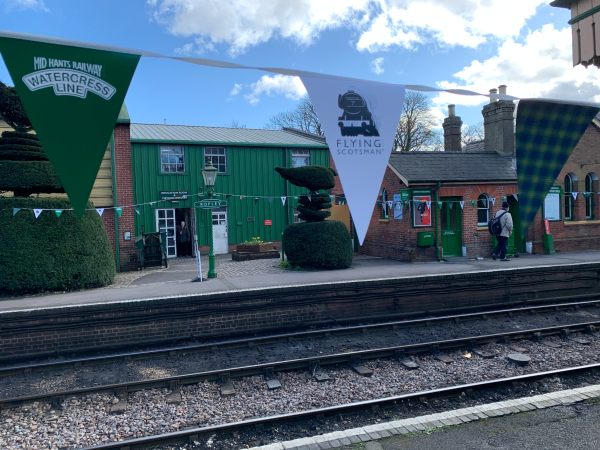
left=1, top=250, right=600, bottom=313
left=248, top=384, right=600, bottom=450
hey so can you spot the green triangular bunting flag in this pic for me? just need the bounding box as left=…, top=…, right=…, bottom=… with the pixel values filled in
left=115, top=207, right=123, bottom=218
left=516, top=99, right=599, bottom=231
left=54, top=209, right=63, bottom=217
left=0, top=36, right=140, bottom=216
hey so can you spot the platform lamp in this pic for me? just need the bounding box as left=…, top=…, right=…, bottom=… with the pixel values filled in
left=202, top=162, right=218, bottom=279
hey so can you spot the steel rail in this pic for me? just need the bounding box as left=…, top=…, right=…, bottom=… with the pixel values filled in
left=1, top=318, right=599, bottom=409
left=80, top=362, right=600, bottom=450
left=2, top=295, right=599, bottom=375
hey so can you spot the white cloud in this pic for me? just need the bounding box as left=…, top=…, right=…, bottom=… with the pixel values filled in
left=229, top=83, right=243, bottom=97
left=230, top=75, right=306, bottom=105
left=357, top=0, right=545, bottom=52
left=148, top=0, right=545, bottom=55
left=2, top=0, right=48, bottom=12
left=148, top=0, right=369, bottom=56
left=370, top=57, right=385, bottom=75
left=432, top=24, right=600, bottom=114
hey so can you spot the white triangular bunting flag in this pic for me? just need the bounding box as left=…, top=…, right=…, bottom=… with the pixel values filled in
left=490, top=197, right=496, bottom=205
left=449, top=202, right=454, bottom=209
left=96, top=208, right=105, bottom=216
left=460, top=201, right=465, bottom=209
left=572, top=192, right=578, bottom=200
left=281, top=196, right=286, bottom=205
left=387, top=201, right=393, bottom=209
left=512, top=193, right=518, bottom=201
left=299, top=74, right=405, bottom=245
left=426, top=201, right=431, bottom=210
left=33, top=209, right=43, bottom=218
left=240, top=195, right=245, bottom=200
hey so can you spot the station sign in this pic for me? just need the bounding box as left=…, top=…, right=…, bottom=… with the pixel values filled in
left=195, top=198, right=227, bottom=209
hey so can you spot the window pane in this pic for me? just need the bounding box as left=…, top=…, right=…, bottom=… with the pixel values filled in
left=161, top=146, right=184, bottom=173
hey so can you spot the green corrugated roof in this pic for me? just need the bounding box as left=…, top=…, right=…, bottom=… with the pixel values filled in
left=130, top=123, right=328, bottom=148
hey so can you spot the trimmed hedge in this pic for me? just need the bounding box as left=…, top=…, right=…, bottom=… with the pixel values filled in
left=1, top=130, right=33, bottom=139
left=275, top=166, right=336, bottom=191
left=283, top=220, right=352, bottom=269
left=0, top=161, right=64, bottom=194
left=0, top=138, right=42, bottom=148
left=0, top=150, right=49, bottom=161
left=0, top=197, right=115, bottom=295
left=0, top=143, right=47, bottom=154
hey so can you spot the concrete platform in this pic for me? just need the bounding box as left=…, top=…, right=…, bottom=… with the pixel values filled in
left=1, top=250, right=600, bottom=313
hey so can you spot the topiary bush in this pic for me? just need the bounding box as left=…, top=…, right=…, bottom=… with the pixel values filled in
left=0, top=197, right=115, bottom=295
left=283, top=220, right=352, bottom=269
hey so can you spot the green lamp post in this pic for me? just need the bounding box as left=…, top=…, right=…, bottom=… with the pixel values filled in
left=202, top=162, right=218, bottom=279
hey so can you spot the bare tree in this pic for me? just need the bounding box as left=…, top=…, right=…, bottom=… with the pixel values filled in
left=393, top=91, right=437, bottom=152
left=461, top=122, right=484, bottom=145
left=266, top=96, right=323, bottom=136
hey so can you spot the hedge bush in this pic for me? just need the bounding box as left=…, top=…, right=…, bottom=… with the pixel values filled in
left=0, top=137, right=42, bottom=148
left=0, top=161, right=64, bottom=194
left=0, top=150, right=49, bottom=161
left=0, top=197, right=115, bottom=295
left=283, top=220, right=352, bottom=269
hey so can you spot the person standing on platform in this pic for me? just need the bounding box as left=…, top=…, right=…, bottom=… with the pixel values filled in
left=492, top=201, right=513, bottom=261
left=177, top=220, right=191, bottom=257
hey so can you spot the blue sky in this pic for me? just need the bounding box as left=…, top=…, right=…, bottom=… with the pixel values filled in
left=0, top=0, right=596, bottom=132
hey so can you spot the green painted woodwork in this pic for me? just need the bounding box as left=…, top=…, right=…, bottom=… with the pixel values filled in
left=131, top=143, right=330, bottom=247
left=440, top=196, right=462, bottom=257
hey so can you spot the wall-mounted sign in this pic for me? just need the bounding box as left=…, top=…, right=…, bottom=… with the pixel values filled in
left=160, top=191, right=188, bottom=200
left=195, top=198, right=227, bottom=209
left=264, top=219, right=273, bottom=226
left=543, top=186, right=561, bottom=221
left=413, top=193, right=431, bottom=227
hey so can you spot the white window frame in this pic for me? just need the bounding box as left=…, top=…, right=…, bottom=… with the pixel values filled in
left=477, top=193, right=490, bottom=226
left=291, top=149, right=310, bottom=168
left=204, top=147, right=227, bottom=173
left=160, top=145, right=185, bottom=173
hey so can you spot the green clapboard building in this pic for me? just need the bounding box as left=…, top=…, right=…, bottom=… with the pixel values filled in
left=130, top=124, right=329, bottom=258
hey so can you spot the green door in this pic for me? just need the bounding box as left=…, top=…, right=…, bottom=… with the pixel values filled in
left=441, top=197, right=462, bottom=257
left=507, top=196, right=523, bottom=256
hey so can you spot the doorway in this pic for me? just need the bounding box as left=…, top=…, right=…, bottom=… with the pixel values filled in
left=440, top=197, right=463, bottom=257
left=211, top=207, right=228, bottom=254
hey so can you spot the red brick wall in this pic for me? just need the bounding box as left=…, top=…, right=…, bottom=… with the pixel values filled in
left=104, top=123, right=138, bottom=271
left=359, top=166, right=518, bottom=260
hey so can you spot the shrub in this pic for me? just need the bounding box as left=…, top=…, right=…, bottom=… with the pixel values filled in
left=0, top=197, right=115, bottom=295
left=283, top=220, right=352, bottom=269
left=0, top=161, right=64, bottom=195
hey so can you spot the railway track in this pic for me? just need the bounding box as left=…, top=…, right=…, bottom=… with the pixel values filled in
left=1, top=298, right=600, bottom=409
left=79, top=363, right=600, bottom=450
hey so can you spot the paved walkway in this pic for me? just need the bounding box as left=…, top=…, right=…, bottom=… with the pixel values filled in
left=1, top=249, right=599, bottom=313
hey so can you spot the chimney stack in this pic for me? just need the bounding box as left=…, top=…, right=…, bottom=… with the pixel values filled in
left=483, top=85, right=515, bottom=156
left=443, top=104, right=463, bottom=152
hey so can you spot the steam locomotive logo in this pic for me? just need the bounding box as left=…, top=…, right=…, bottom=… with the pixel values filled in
left=337, top=90, right=380, bottom=137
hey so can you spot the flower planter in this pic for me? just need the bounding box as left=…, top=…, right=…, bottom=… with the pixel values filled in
left=232, top=242, right=279, bottom=261
left=235, top=242, right=274, bottom=253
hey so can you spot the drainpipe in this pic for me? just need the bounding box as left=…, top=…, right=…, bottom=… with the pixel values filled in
left=110, top=133, right=121, bottom=272
left=434, top=182, right=441, bottom=261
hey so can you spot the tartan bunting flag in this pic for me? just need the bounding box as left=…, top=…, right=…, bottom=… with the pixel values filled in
left=516, top=99, right=599, bottom=231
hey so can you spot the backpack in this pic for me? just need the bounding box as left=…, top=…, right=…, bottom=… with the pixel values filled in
left=488, top=211, right=507, bottom=236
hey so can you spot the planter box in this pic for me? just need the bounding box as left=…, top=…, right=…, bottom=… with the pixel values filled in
left=232, top=242, right=279, bottom=261
left=235, top=242, right=275, bottom=253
